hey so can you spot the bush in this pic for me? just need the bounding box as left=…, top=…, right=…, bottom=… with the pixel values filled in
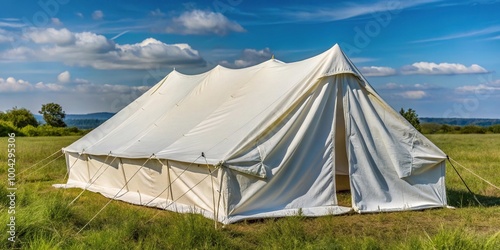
left=461, top=125, right=487, bottom=134
left=420, top=123, right=500, bottom=134
left=421, top=123, right=441, bottom=134
left=21, top=125, right=40, bottom=136
left=20, top=125, right=84, bottom=136
left=1, top=107, right=38, bottom=128
left=488, top=124, right=500, bottom=133
left=0, top=120, right=24, bottom=136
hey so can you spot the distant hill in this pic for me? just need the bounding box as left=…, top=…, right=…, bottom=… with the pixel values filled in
left=35, top=112, right=115, bottom=129
left=65, top=112, right=115, bottom=120
left=32, top=114, right=500, bottom=130
left=421, top=118, right=500, bottom=127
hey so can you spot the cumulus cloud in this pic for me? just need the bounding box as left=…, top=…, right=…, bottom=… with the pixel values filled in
left=398, top=90, right=427, bottom=99
left=0, top=74, right=150, bottom=96
left=92, top=10, right=104, bottom=20
left=0, top=77, right=33, bottom=92
left=1, top=28, right=205, bottom=70
left=359, top=66, right=397, bottom=77
left=57, top=71, right=71, bottom=83
left=221, top=48, right=273, bottom=68
left=401, top=62, right=488, bottom=75
left=76, top=12, right=84, bottom=18
left=0, top=76, right=67, bottom=92
left=25, top=28, right=75, bottom=46
left=166, top=10, right=245, bottom=35
left=51, top=18, right=63, bottom=26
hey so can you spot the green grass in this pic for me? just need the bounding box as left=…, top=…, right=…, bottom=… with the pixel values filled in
left=0, top=135, right=499, bottom=249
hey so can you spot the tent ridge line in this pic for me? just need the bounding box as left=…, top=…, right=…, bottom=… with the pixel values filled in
left=319, top=70, right=359, bottom=79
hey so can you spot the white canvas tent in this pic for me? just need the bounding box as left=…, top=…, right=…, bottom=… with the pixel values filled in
left=58, top=44, right=447, bottom=224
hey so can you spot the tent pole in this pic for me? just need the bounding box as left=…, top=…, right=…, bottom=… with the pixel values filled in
left=215, top=166, right=224, bottom=227
left=210, top=168, right=217, bottom=229
left=165, top=159, right=174, bottom=201
left=119, top=158, right=129, bottom=192
left=86, top=155, right=91, bottom=183
left=203, top=153, right=218, bottom=229
left=208, top=166, right=217, bottom=229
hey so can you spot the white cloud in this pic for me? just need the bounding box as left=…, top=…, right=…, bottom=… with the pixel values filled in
left=0, top=29, right=14, bottom=43
left=150, top=8, right=165, bottom=17
left=74, top=78, right=91, bottom=85
left=1, top=28, right=205, bottom=70
left=276, top=0, right=442, bottom=22
left=75, top=82, right=150, bottom=94
left=360, top=66, right=396, bottom=76
left=35, top=82, right=64, bottom=91
left=0, top=74, right=150, bottom=96
left=379, top=82, right=440, bottom=101
left=401, top=62, right=488, bottom=75
left=381, top=82, right=435, bottom=90
left=72, top=82, right=152, bottom=112
left=456, top=79, right=500, bottom=94
left=51, top=18, right=63, bottom=26
left=76, top=12, right=84, bottom=18
left=166, top=10, right=245, bottom=35
left=398, top=90, right=427, bottom=99
left=0, top=20, right=25, bottom=28
left=57, top=71, right=71, bottom=83
left=72, top=31, right=115, bottom=52
left=1, top=46, right=36, bottom=61
left=350, top=57, right=376, bottom=63
left=26, top=28, right=75, bottom=46
left=0, top=77, right=33, bottom=92
left=220, top=48, right=273, bottom=68
left=0, top=76, right=66, bottom=92
left=413, top=25, right=500, bottom=43
left=488, top=35, right=500, bottom=40
left=383, top=82, right=402, bottom=89
left=92, top=10, right=104, bottom=20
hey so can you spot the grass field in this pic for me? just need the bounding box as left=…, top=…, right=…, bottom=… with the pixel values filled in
left=0, top=134, right=499, bottom=249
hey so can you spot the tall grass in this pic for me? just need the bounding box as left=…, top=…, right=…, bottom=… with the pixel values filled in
left=0, top=135, right=498, bottom=249
left=427, top=134, right=500, bottom=207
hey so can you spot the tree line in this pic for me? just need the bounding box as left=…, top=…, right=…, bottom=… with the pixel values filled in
left=399, top=108, right=500, bottom=134
left=2, top=106, right=499, bottom=137
left=0, top=103, right=87, bottom=137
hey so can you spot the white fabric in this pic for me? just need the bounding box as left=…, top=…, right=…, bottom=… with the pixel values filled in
left=59, top=44, right=447, bottom=224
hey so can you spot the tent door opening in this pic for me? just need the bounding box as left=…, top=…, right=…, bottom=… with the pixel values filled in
left=334, top=80, right=351, bottom=207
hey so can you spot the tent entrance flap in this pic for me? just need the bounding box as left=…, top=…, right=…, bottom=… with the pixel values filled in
left=333, top=77, right=351, bottom=208
left=334, top=77, right=349, bottom=188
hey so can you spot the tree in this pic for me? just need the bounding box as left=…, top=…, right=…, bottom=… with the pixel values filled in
left=39, top=103, right=67, bottom=127
left=399, top=108, right=421, bottom=132
left=1, top=107, right=38, bottom=128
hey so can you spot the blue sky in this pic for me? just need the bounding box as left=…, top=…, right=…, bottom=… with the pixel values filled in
left=1, top=0, right=499, bottom=118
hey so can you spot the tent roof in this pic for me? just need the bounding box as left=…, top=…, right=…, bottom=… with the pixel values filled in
left=64, top=44, right=365, bottom=164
